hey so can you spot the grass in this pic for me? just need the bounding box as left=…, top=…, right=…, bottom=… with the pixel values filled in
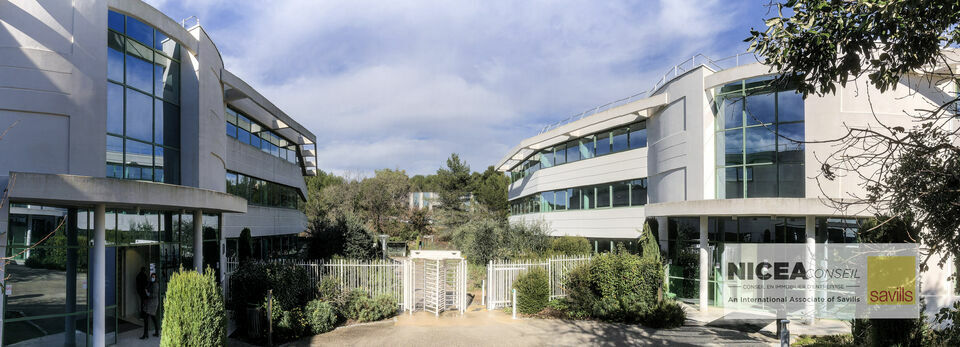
left=792, top=334, right=854, bottom=347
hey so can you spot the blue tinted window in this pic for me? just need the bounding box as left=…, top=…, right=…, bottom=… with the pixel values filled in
left=629, top=122, right=647, bottom=149
left=579, top=137, right=595, bottom=159
left=565, top=141, right=580, bottom=162
left=777, top=91, right=804, bottom=122
left=723, top=129, right=742, bottom=165
left=125, top=46, right=153, bottom=92
left=108, top=11, right=124, bottom=33
left=108, top=32, right=124, bottom=81
left=227, top=123, right=237, bottom=138
left=125, top=88, right=152, bottom=142
left=125, top=16, right=153, bottom=47
left=124, top=139, right=153, bottom=180
left=611, top=128, right=628, bottom=152
left=238, top=129, right=251, bottom=145
left=745, top=92, right=775, bottom=125
left=722, top=97, right=743, bottom=128
left=107, top=83, right=124, bottom=135
left=745, top=126, right=776, bottom=164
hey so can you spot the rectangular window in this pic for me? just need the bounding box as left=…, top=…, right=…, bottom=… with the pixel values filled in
left=630, top=179, right=647, bottom=205
left=596, top=185, right=610, bottom=208
left=125, top=88, right=153, bottom=142
left=568, top=188, right=581, bottom=210
left=565, top=141, right=580, bottom=162
left=629, top=122, right=647, bottom=149
left=554, top=190, right=568, bottom=211
left=553, top=146, right=566, bottom=165
left=581, top=187, right=595, bottom=210
left=541, top=191, right=554, bottom=212
left=596, top=132, right=611, bottom=156
left=612, top=181, right=630, bottom=207
left=611, top=128, right=628, bottom=152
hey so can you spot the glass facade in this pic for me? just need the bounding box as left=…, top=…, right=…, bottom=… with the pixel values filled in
left=509, top=178, right=647, bottom=215
left=107, top=10, right=181, bottom=184
left=714, top=76, right=804, bottom=198
left=225, top=107, right=300, bottom=165
left=510, top=121, right=647, bottom=182
left=226, top=171, right=302, bottom=209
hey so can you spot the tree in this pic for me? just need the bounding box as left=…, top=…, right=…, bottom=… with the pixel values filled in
left=358, top=169, right=410, bottom=236
left=749, top=0, right=960, bottom=269
left=474, top=166, right=509, bottom=220
left=238, top=228, right=253, bottom=263
left=436, top=153, right=472, bottom=210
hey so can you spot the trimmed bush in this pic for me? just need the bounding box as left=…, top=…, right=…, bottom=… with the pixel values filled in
left=562, top=251, right=662, bottom=323
left=550, top=236, right=591, bottom=256
left=514, top=268, right=549, bottom=314
left=305, top=300, right=338, bottom=334
left=161, top=268, right=225, bottom=347
left=344, top=290, right=398, bottom=322
left=641, top=300, right=686, bottom=328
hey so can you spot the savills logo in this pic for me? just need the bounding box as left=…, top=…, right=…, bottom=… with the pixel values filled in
left=867, top=256, right=916, bottom=305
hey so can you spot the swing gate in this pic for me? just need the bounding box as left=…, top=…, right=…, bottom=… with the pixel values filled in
left=403, top=250, right=468, bottom=316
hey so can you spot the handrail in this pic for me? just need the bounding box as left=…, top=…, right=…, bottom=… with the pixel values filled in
left=537, top=52, right=760, bottom=134
left=181, top=16, right=199, bottom=29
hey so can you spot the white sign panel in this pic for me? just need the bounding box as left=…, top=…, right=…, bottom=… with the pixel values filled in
left=720, top=243, right=918, bottom=319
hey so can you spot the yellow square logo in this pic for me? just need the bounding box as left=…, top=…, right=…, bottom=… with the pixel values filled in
left=867, top=256, right=916, bottom=305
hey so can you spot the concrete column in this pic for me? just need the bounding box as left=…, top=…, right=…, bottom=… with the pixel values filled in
left=804, top=215, right=816, bottom=324
left=193, top=211, right=203, bottom=272
left=92, top=204, right=105, bottom=347
left=656, top=217, right=668, bottom=259
left=699, top=216, right=709, bottom=313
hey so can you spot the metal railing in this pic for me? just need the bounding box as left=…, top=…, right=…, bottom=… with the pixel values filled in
left=485, top=255, right=592, bottom=309
left=537, top=52, right=761, bottom=134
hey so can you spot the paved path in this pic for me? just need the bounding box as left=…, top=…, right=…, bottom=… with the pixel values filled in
left=287, top=308, right=777, bottom=347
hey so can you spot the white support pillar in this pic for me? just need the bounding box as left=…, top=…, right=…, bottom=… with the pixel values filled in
left=804, top=215, right=816, bottom=324
left=92, top=204, right=106, bottom=347
left=193, top=211, right=203, bottom=272
left=699, top=216, right=709, bottom=313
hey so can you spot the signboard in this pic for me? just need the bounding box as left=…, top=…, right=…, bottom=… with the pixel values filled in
left=720, top=243, right=918, bottom=319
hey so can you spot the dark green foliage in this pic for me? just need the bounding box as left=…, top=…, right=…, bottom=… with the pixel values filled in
left=639, top=222, right=660, bottom=263
left=474, top=166, right=510, bottom=219
left=562, top=251, right=662, bottom=323
left=305, top=300, right=338, bottom=334
left=436, top=153, right=472, bottom=211
left=640, top=300, right=686, bottom=329
left=317, top=277, right=345, bottom=308
left=238, top=228, right=253, bottom=263
left=514, top=268, right=549, bottom=314
left=24, top=229, right=88, bottom=271
left=505, top=222, right=549, bottom=258
left=160, top=268, right=225, bottom=347
left=228, top=262, right=315, bottom=335
left=550, top=236, right=591, bottom=256
left=931, top=300, right=960, bottom=346
left=307, top=213, right=379, bottom=260
left=344, top=289, right=397, bottom=322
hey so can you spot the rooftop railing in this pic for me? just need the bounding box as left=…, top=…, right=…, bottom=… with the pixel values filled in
left=537, top=52, right=762, bottom=134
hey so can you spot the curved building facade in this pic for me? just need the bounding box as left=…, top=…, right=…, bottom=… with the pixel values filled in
left=497, top=57, right=960, bottom=318
left=0, top=0, right=317, bottom=345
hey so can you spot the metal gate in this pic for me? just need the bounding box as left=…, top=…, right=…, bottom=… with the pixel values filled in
left=404, top=250, right=467, bottom=316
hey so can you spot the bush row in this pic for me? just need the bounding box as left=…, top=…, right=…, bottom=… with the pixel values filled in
left=514, top=246, right=685, bottom=329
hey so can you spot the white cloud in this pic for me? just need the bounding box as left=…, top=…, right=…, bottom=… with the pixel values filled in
left=151, top=0, right=755, bottom=175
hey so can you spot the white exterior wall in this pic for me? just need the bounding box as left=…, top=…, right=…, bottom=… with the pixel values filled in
left=0, top=0, right=313, bottom=247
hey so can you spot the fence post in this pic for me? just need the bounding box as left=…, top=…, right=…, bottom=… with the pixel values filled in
left=512, top=288, right=517, bottom=320
left=267, top=289, right=273, bottom=347
left=481, top=279, right=485, bottom=306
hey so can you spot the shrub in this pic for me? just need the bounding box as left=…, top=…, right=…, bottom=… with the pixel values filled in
left=229, top=262, right=315, bottom=336
left=550, top=236, right=591, bottom=256
left=305, top=300, right=338, bottom=334
left=641, top=300, right=685, bottom=328
left=514, top=268, right=549, bottom=314
left=344, top=290, right=398, bottom=322
left=161, top=268, right=225, bottom=347
left=562, top=251, right=662, bottom=322
left=238, top=228, right=253, bottom=263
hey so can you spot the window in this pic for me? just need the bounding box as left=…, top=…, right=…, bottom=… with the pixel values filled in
left=714, top=76, right=804, bottom=199
left=106, top=10, right=180, bottom=184
left=225, top=107, right=302, bottom=165
left=225, top=171, right=302, bottom=209
left=508, top=121, right=647, bottom=181
left=509, top=177, right=648, bottom=215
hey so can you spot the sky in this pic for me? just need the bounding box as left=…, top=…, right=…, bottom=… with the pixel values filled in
left=145, top=0, right=773, bottom=176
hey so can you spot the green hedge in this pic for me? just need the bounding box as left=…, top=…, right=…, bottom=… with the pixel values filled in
left=562, top=251, right=667, bottom=324
left=344, top=289, right=397, bottom=322
left=550, top=236, right=591, bottom=256
left=514, top=268, right=549, bottom=314
left=161, top=268, right=225, bottom=347
left=305, top=300, right=338, bottom=334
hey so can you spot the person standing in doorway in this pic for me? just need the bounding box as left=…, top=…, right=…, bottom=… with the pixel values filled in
left=141, top=272, right=160, bottom=338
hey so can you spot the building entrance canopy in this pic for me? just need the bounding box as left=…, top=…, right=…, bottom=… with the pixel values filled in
left=5, top=172, right=246, bottom=213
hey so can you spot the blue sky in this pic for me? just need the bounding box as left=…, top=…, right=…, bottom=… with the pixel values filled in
left=146, top=0, right=773, bottom=176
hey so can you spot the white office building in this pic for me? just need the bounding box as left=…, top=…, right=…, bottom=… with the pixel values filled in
left=496, top=54, right=960, bottom=317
